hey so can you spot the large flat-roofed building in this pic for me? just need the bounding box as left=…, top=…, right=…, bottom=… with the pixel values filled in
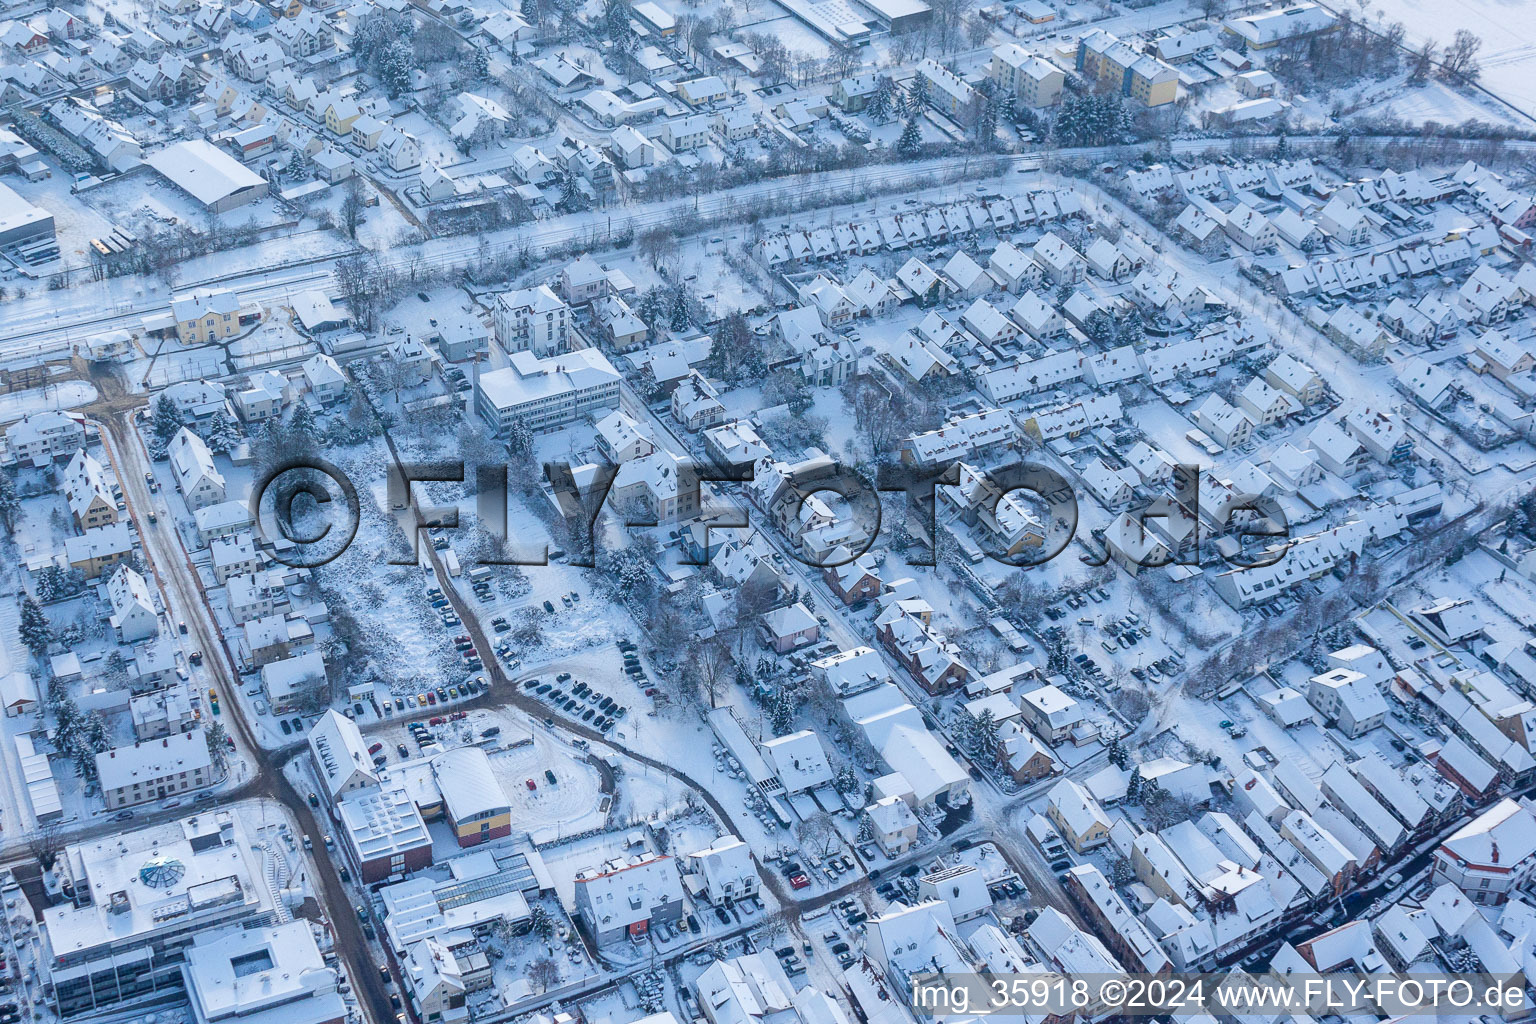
left=474, top=348, right=620, bottom=434
left=336, top=783, right=434, bottom=884
left=1222, top=2, right=1336, bottom=49
left=0, top=181, right=55, bottom=249
left=183, top=921, right=345, bottom=1024
left=146, top=139, right=268, bottom=213
left=852, top=0, right=930, bottom=32
left=43, top=810, right=279, bottom=1018
left=377, top=845, right=550, bottom=952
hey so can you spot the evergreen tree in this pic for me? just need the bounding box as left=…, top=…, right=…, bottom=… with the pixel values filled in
left=909, top=73, right=929, bottom=112
left=896, top=117, right=923, bottom=158
left=867, top=76, right=896, bottom=124
left=152, top=394, right=182, bottom=443
left=379, top=39, right=415, bottom=97
left=1107, top=736, right=1128, bottom=770
left=767, top=688, right=795, bottom=734
left=1273, top=131, right=1289, bottom=162
left=1124, top=765, right=1144, bottom=803
left=856, top=814, right=874, bottom=844
left=507, top=419, right=536, bottom=461
left=558, top=169, right=584, bottom=211
left=287, top=402, right=316, bottom=445
left=636, top=287, right=665, bottom=330
left=974, top=97, right=998, bottom=151
left=834, top=765, right=860, bottom=794
left=206, top=722, right=229, bottom=772
left=1083, top=308, right=1115, bottom=346
left=604, top=0, right=636, bottom=54
left=973, top=708, right=999, bottom=766
left=0, top=470, right=18, bottom=533
left=669, top=287, right=691, bottom=333
left=202, top=411, right=243, bottom=454
left=1116, top=306, right=1145, bottom=346
left=35, top=566, right=83, bottom=603
left=19, top=597, right=51, bottom=657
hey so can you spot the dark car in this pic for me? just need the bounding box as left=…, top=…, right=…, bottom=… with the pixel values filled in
left=397, top=743, right=409, bottom=757
left=280, top=718, right=292, bottom=735
left=544, top=769, right=557, bottom=785
left=716, top=906, right=732, bottom=924
left=543, top=600, right=556, bottom=613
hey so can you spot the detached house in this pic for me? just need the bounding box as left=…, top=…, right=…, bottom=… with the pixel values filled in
left=671, top=371, right=726, bottom=432
left=1192, top=394, right=1254, bottom=449
left=168, top=427, right=226, bottom=510
left=107, top=566, right=159, bottom=643
left=62, top=449, right=119, bottom=531
left=301, top=353, right=346, bottom=404
left=1047, top=779, right=1111, bottom=852
left=1265, top=353, right=1325, bottom=406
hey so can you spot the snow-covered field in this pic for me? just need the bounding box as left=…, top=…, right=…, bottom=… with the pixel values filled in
left=1362, top=0, right=1536, bottom=119
left=0, top=381, right=96, bottom=420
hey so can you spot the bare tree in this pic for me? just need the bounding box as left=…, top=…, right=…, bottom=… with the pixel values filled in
left=794, top=811, right=841, bottom=857
left=527, top=957, right=561, bottom=991
left=695, top=640, right=732, bottom=709
left=339, top=177, right=366, bottom=240
left=1440, top=28, right=1482, bottom=82
left=27, top=819, right=64, bottom=872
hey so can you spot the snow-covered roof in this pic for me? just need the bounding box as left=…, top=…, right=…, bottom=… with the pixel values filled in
left=761, top=730, right=833, bottom=792
left=146, top=139, right=265, bottom=206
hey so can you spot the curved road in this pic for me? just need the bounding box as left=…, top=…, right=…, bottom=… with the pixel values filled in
left=78, top=377, right=398, bottom=1024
